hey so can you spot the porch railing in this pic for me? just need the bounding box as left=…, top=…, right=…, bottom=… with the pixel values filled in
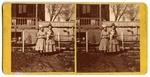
left=77, top=18, right=140, bottom=27
left=77, top=18, right=100, bottom=26
left=12, top=17, right=37, bottom=26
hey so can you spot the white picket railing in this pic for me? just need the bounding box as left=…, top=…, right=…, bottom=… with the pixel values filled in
left=77, top=18, right=100, bottom=26
left=12, top=17, right=36, bottom=26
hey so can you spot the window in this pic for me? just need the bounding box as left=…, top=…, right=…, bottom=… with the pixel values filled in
left=18, top=5, right=26, bottom=14
left=87, top=5, right=90, bottom=13
left=101, top=4, right=109, bottom=21
left=18, top=5, right=22, bottom=13
left=82, top=5, right=86, bottom=14
left=12, top=4, right=17, bottom=17
left=23, top=5, right=26, bottom=13
left=82, top=5, right=91, bottom=14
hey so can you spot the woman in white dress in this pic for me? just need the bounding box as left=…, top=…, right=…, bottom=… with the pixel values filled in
left=45, top=23, right=56, bottom=52
left=35, top=25, right=46, bottom=53
left=99, top=24, right=109, bottom=53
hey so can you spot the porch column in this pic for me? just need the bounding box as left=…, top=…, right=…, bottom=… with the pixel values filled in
left=99, top=4, right=101, bottom=22
left=58, top=32, right=61, bottom=51
left=121, top=32, right=124, bottom=50
left=35, top=4, right=38, bottom=27
left=86, top=31, right=88, bottom=52
left=22, top=29, right=25, bottom=52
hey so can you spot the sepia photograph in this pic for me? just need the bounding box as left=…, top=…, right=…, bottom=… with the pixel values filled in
left=76, top=3, right=140, bottom=72
left=11, top=3, right=75, bottom=72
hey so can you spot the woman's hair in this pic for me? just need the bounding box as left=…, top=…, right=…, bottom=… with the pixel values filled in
left=111, top=23, right=116, bottom=27
left=111, top=23, right=117, bottom=29
left=48, top=23, right=54, bottom=34
left=111, top=23, right=118, bottom=34
left=38, top=27, right=43, bottom=30
left=48, top=23, right=53, bottom=28
left=103, top=27, right=107, bottom=31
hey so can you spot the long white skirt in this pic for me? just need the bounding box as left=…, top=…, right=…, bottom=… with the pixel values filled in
left=35, top=39, right=45, bottom=51
left=99, top=38, right=109, bottom=51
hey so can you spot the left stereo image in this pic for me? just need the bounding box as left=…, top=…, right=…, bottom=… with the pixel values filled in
left=11, top=3, right=75, bottom=72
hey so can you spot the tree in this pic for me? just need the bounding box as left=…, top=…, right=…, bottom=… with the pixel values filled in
left=111, top=4, right=140, bottom=21
left=125, top=4, right=139, bottom=21
left=61, top=4, right=75, bottom=21
left=46, top=4, right=63, bottom=21
left=111, top=4, right=128, bottom=21
left=46, top=4, right=74, bottom=21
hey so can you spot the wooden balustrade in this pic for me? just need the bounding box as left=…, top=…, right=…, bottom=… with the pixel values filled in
left=77, top=18, right=100, bottom=26
left=12, top=17, right=36, bottom=26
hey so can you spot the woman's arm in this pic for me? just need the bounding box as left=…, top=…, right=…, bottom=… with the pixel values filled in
left=36, top=32, right=42, bottom=39
left=36, top=31, right=46, bottom=39
left=114, top=31, right=119, bottom=39
left=100, top=31, right=104, bottom=38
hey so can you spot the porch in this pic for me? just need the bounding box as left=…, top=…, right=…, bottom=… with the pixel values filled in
left=76, top=18, right=140, bottom=52
left=11, top=17, right=75, bottom=52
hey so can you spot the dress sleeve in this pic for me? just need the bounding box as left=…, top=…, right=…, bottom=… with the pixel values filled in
left=100, top=30, right=104, bottom=38
left=36, top=31, right=42, bottom=39
left=115, top=31, right=119, bottom=39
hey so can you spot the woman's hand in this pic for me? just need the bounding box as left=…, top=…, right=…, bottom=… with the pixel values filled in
left=41, top=35, right=46, bottom=39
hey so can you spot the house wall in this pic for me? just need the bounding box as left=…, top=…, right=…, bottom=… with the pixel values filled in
left=103, top=21, right=140, bottom=41
left=11, top=21, right=75, bottom=44
left=77, top=21, right=140, bottom=44
left=12, top=29, right=38, bottom=44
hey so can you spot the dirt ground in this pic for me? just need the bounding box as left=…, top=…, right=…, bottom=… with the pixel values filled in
left=77, top=50, right=140, bottom=72
left=11, top=49, right=140, bottom=72
left=11, top=51, right=74, bottom=72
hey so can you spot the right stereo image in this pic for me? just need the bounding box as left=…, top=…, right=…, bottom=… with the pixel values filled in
left=76, top=3, right=140, bottom=72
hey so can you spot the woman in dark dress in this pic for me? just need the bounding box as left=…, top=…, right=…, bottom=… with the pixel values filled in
left=109, top=23, right=120, bottom=52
